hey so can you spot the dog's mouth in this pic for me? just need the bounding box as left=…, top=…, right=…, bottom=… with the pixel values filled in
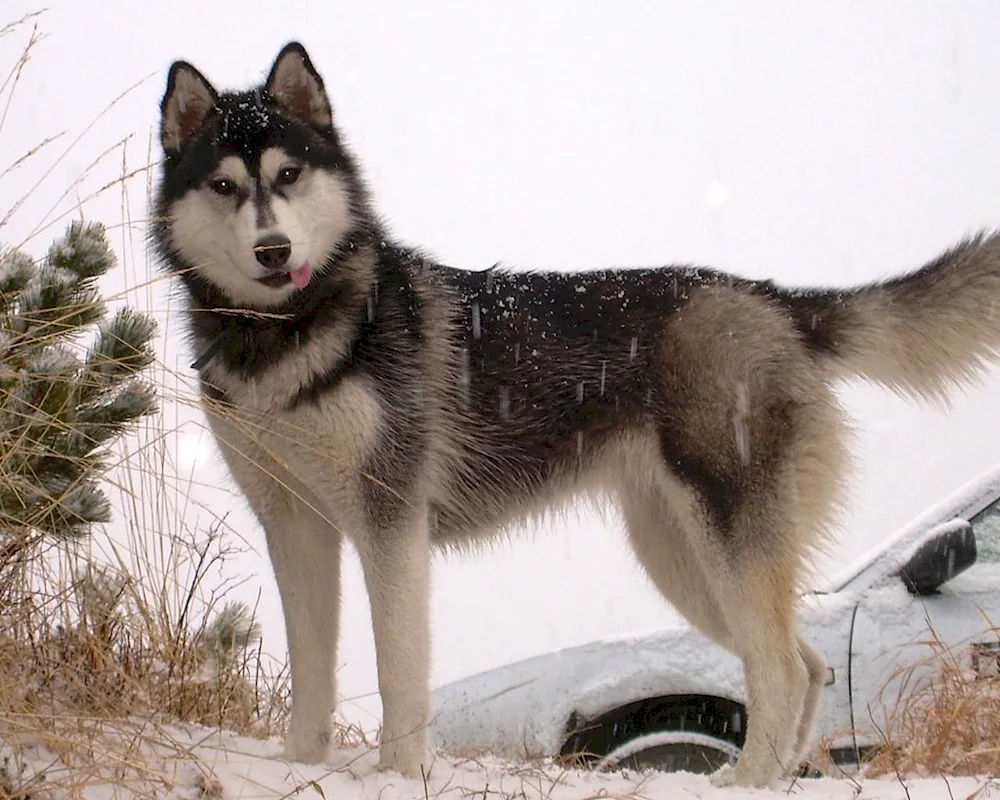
left=256, top=261, right=313, bottom=290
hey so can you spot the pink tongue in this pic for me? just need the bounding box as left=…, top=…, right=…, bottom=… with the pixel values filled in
left=289, top=261, right=312, bottom=289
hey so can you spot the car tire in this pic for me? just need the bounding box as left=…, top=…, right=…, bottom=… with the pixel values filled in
left=595, top=730, right=741, bottom=774
left=559, top=695, right=746, bottom=776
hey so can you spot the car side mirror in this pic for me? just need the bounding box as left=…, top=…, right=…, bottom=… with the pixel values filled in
left=899, top=519, right=977, bottom=596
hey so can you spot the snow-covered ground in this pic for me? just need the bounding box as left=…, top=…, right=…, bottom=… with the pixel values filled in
left=143, top=738, right=1000, bottom=800
left=7, top=723, right=996, bottom=800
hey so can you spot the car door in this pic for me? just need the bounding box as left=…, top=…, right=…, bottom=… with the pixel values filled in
left=849, top=503, right=1000, bottom=752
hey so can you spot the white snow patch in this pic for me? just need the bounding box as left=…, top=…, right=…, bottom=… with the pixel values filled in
left=10, top=721, right=992, bottom=800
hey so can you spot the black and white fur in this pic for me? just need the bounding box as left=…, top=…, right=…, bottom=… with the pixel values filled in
left=152, top=42, right=1000, bottom=788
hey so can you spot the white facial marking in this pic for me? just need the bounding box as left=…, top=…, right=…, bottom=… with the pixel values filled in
left=167, top=148, right=353, bottom=308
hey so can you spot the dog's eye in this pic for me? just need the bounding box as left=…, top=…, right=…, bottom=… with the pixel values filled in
left=210, top=178, right=237, bottom=196
left=277, top=166, right=302, bottom=186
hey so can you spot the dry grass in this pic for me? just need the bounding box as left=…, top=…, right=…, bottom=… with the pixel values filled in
left=862, top=618, right=1000, bottom=779
left=0, top=306, right=298, bottom=800
left=803, top=616, right=1000, bottom=783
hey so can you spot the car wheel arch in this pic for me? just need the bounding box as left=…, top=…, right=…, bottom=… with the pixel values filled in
left=558, top=693, right=747, bottom=767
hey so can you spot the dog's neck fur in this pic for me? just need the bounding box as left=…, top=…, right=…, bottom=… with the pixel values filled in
left=182, top=222, right=382, bottom=381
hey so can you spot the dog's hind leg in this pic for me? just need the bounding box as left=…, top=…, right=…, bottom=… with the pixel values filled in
left=789, top=636, right=828, bottom=771
left=706, top=538, right=810, bottom=788
left=629, top=471, right=810, bottom=787
left=356, top=510, right=432, bottom=778
left=620, top=485, right=734, bottom=651
left=650, top=283, right=847, bottom=786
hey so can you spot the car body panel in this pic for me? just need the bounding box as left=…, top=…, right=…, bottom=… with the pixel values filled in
left=431, top=463, right=1000, bottom=763
left=851, top=558, right=1000, bottom=749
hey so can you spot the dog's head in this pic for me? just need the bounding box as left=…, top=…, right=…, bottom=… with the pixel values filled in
left=154, top=43, right=363, bottom=309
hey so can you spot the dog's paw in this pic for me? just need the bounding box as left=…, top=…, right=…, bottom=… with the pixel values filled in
left=375, top=743, right=426, bottom=779
left=709, top=762, right=775, bottom=789
left=374, top=762, right=424, bottom=779
left=709, top=764, right=738, bottom=788
left=281, top=743, right=329, bottom=765
left=281, top=729, right=331, bottom=765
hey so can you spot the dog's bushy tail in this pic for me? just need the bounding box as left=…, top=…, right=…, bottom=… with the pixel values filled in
left=778, top=230, right=1000, bottom=403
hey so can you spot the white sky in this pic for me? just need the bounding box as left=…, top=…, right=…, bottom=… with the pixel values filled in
left=3, top=0, right=1000, bottom=730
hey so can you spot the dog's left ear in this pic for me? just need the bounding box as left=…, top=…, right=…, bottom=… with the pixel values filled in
left=265, top=42, right=333, bottom=129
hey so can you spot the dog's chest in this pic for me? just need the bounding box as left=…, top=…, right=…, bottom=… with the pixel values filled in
left=211, top=367, right=381, bottom=505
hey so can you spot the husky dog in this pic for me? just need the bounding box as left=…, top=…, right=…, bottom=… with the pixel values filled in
left=151, top=41, right=1000, bottom=788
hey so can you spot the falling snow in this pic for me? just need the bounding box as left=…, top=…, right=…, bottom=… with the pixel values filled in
left=498, top=386, right=510, bottom=420
left=733, top=380, right=751, bottom=466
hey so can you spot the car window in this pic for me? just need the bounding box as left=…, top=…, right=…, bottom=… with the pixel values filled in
left=969, top=498, right=1000, bottom=564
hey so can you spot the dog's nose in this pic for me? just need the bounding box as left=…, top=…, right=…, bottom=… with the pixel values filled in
left=254, top=234, right=292, bottom=270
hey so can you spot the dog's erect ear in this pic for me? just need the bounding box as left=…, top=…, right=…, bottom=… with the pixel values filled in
left=264, top=42, right=332, bottom=129
left=160, top=61, right=218, bottom=153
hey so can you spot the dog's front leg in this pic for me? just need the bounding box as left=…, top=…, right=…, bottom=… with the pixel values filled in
left=357, top=510, right=431, bottom=777
left=205, top=412, right=343, bottom=765
left=267, top=501, right=343, bottom=764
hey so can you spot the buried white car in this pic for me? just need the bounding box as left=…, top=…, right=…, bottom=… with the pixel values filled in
left=430, top=465, right=1000, bottom=775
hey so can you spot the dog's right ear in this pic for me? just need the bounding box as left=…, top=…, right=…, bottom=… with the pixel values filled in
left=160, top=61, right=218, bottom=153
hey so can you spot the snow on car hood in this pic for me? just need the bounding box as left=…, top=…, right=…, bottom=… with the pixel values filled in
left=431, top=625, right=740, bottom=759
